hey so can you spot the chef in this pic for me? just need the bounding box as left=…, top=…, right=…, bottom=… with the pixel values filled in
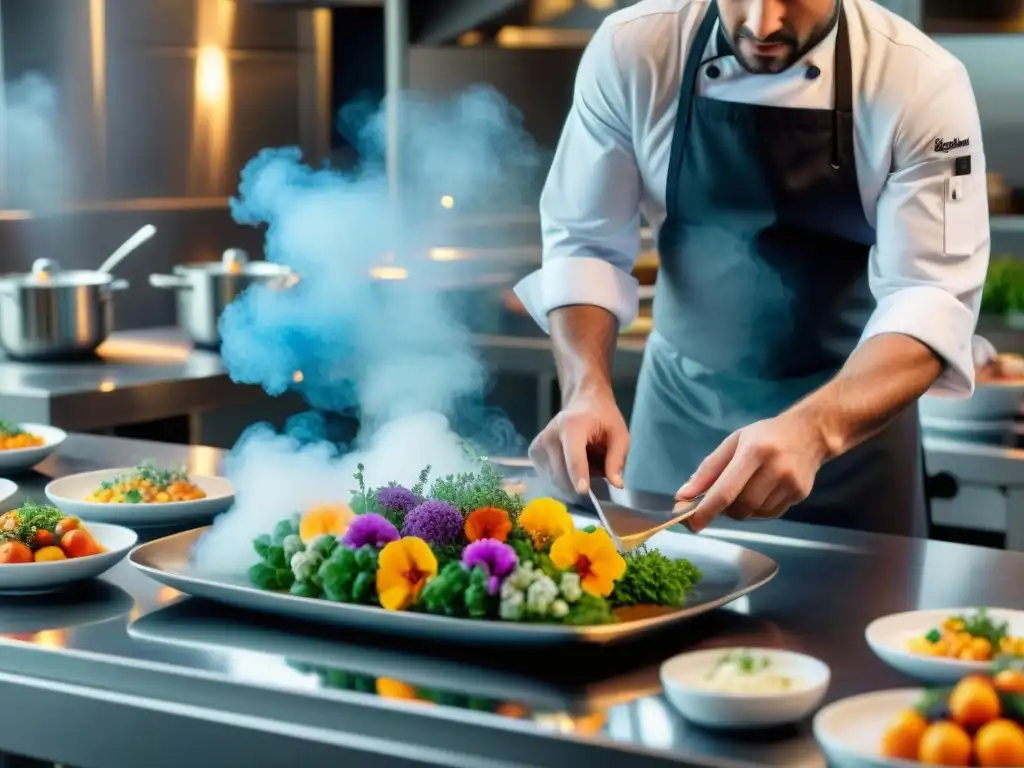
left=514, top=0, right=990, bottom=536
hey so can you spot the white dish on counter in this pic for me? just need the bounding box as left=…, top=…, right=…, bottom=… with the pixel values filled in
left=0, top=479, right=17, bottom=509
left=0, top=522, right=137, bottom=594
left=0, top=424, right=66, bottom=474
left=45, top=468, right=234, bottom=528
left=814, top=688, right=925, bottom=768
left=660, top=647, right=830, bottom=729
left=865, top=608, right=1024, bottom=684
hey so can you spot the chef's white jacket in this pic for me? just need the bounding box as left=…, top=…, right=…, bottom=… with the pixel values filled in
left=514, top=0, right=991, bottom=396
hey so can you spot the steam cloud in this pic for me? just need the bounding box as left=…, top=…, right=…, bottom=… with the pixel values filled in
left=193, top=87, right=542, bottom=575
left=2, top=73, right=68, bottom=213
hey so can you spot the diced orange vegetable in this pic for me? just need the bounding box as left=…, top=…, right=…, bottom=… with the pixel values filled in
left=30, top=529, right=55, bottom=549
left=33, top=546, right=66, bottom=562
left=975, top=718, right=1024, bottom=766
left=55, top=517, right=79, bottom=538
left=60, top=528, right=102, bottom=559
left=0, top=511, right=19, bottom=533
left=299, top=504, right=353, bottom=544
left=949, top=675, right=1001, bottom=730
left=994, top=669, right=1024, bottom=694
left=918, top=721, right=972, bottom=766
left=0, top=540, right=32, bottom=563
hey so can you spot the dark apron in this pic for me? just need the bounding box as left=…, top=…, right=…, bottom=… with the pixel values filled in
left=623, top=2, right=927, bottom=537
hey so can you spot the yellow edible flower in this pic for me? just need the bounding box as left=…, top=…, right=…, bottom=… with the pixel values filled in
left=376, top=536, right=438, bottom=611
left=549, top=528, right=626, bottom=598
left=518, top=497, right=574, bottom=548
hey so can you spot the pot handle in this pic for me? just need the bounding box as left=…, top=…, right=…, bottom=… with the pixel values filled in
left=100, top=278, right=130, bottom=296
left=149, top=274, right=191, bottom=290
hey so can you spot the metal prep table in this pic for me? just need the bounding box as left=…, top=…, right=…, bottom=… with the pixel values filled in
left=0, top=434, right=1022, bottom=768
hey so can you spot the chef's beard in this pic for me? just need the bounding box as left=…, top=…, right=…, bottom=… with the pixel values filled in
left=730, top=5, right=840, bottom=75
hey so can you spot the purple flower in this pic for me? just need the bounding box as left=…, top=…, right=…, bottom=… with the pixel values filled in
left=342, top=513, right=400, bottom=549
left=462, top=539, right=518, bottom=595
left=375, top=485, right=419, bottom=513
left=401, top=500, right=463, bottom=546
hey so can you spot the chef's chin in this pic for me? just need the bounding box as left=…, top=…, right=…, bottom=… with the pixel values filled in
left=735, top=40, right=800, bottom=74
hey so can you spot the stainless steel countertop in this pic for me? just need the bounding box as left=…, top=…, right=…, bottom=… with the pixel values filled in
left=2, top=433, right=1024, bottom=767
left=0, top=327, right=647, bottom=430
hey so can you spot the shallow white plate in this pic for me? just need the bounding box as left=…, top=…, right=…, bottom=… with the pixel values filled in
left=660, top=647, right=831, bottom=729
left=865, top=608, right=1024, bottom=684
left=0, top=522, right=138, bottom=594
left=814, top=689, right=928, bottom=768
left=45, top=468, right=234, bottom=528
left=0, top=424, right=66, bottom=474
left=0, top=479, right=17, bottom=509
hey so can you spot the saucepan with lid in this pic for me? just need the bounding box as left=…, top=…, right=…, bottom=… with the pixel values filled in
left=149, top=249, right=294, bottom=349
left=0, top=225, right=156, bottom=360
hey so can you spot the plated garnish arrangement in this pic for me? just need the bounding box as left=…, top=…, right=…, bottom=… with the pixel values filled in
left=86, top=461, right=207, bottom=504
left=0, top=419, right=44, bottom=451
left=0, top=420, right=66, bottom=474
left=879, top=665, right=1024, bottom=765
left=867, top=608, right=1024, bottom=685
left=248, top=462, right=703, bottom=626
left=0, top=501, right=137, bottom=593
left=909, top=610, right=1024, bottom=662
left=45, top=463, right=234, bottom=528
left=660, top=647, right=831, bottom=729
left=0, top=503, right=103, bottom=563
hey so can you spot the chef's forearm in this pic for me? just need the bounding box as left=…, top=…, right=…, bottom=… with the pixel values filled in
left=549, top=305, right=619, bottom=405
left=788, top=333, right=943, bottom=459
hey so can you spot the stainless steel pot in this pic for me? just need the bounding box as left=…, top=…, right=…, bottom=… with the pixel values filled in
left=149, top=249, right=293, bottom=348
left=0, top=259, right=130, bottom=360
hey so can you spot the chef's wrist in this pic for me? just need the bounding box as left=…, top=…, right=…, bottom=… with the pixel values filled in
left=786, top=396, right=847, bottom=464
left=561, top=380, right=615, bottom=409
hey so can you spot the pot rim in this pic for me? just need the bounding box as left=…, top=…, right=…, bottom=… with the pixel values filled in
left=170, top=261, right=291, bottom=277
left=0, top=269, right=119, bottom=288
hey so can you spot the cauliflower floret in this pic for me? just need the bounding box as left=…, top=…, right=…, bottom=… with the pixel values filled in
left=499, top=589, right=525, bottom=621
left=559, top=572, right=583, bottom=603
left=282, top=534, right=305, bottom=561
left=290, top=549, right=323, bottom=583
left=526, top=575, right=559, bottom=615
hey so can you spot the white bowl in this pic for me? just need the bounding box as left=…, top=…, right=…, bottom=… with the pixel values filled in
left=814, top=688, right=923, bottom=768
left=0, top=479, right=17, bottom=509
left=0, top=522, right=138, bottom=594
left=0, top=424, right=66, bottom=474
left=865, top=608, right=1024, bottom=684
left=660, top=647, right=831, bottom=729
left=45, top=468, right=234, bottom=528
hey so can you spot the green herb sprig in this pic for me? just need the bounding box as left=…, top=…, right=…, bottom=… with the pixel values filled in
left=610, top=546, right=702, bottom=608
left=0, top=418, right=24, bottom=437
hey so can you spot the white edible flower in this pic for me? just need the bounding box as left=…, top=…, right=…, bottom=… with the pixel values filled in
left=559, top=572, right=583, bottom=603
left=526, top=575, right=559, bottom=614
left=282, top=534, right=305, bottom=561
left=290, top=549, right=323, bottom=582
left=500, top=578, right=523, bottom=602
left=550, top=599, right=569, bottom=619
left=499, top=590, right=525, bottom=621
left=508, top=562, right=537, bottom=591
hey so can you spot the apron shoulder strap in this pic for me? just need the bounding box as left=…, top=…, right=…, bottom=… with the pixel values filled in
left=665, top=3, right=719, bottom=218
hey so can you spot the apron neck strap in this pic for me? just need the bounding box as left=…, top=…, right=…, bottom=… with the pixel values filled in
left=675, top=2, right=853, bottom=171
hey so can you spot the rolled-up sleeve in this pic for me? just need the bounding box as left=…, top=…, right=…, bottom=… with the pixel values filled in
left=861, top=59, right=990, bottom=397
left=513, top=22, right=643, bottom=333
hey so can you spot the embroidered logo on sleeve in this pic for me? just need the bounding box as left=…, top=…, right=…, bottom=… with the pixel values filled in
left=934, top=137, right=970, bottom=153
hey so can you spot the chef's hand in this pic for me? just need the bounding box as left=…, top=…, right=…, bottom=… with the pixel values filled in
left=677, top=412, right=830, bottom=533
left=529, top=390, right=629, bottom=498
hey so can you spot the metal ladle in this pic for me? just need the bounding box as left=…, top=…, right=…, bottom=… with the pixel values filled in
left=97, top=224, right=158, bottom=274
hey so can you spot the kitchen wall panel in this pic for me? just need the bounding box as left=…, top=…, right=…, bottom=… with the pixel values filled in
left=0, top=0, right=329, bottom=331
